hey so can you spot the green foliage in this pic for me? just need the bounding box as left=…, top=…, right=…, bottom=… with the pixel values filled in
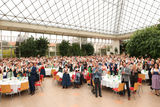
left=120, top=41, right=128, bottom=54
left=58, top=40, right=94, bottom=56
left=2, top=48, right=16, bottom=58
left=20, top=37, right=36, bottom=57
left=126, top=25, right=160, bottom=59
left=59, top=40, right=70, bottom=56
left=19, top=37, right=49, bottom=57
left=82, top=43, right=94, bottom=56
left=110, top=52, right=114, bottom=55
left=15, top=41, right=20, bottom=57
left=114, top=47, right=118, bottom=54
left=101, top=49, right=106, bottom=55
left=157, top=24, right=160, bottom=30
left=35, top=37, right=49, bottom=56
left=71, top=43, right=81, bottom=56
left=106, top=46, right=110, bottom=52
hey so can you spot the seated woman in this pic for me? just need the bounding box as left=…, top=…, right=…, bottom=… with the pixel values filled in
left=6, top=67, right=14, bottom=79
left=3, top=67, right=7, bottom=78
left=58, top=63, right=63, bottom=72
left=137, top=62, right=142, bottom=73
left=62, top=65, right=71, bottom=88
left=40, top=66, right=46, bottom=77
left=23, top=68, right=29, bottom=77
left=13, top=67, right=17, bottom=77
left=17, top=68, right=23, bottom=78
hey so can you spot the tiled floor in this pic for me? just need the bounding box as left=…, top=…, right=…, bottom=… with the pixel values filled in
left=0, top=78, right=159, bottom=107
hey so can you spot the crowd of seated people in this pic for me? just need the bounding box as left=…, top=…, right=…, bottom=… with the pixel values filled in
left=0, top=55, right=160, bottom=98
left=53, top=55, right=160, bottom=98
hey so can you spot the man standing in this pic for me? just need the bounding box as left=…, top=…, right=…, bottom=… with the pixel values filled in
left=121, top=62, right=131, bottom=100
left=28, top=63, right=37, bottom=95
left=109, top=61, right=113, bottom=75
left=93, top=64, right=102, bottom=98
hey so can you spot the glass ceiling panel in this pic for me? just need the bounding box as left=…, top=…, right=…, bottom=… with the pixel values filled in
left=0, top=0, right=160, bottom=35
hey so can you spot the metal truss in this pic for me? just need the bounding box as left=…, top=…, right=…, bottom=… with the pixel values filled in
left=0, top=0, right=160, bottom=35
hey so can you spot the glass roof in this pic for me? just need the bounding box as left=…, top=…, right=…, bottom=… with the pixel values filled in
left=0, top=0, right=160, bottom=35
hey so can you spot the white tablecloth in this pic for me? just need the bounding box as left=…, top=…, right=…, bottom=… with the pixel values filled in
left=45, top=68, right=52, bottom=76
left=101, top=74, right=121, bottom=88
left=0, top=77, right=28, bottom=94
left=56, top=72, right=75, bottom=78
left=141, top=70, right=149, bottom=79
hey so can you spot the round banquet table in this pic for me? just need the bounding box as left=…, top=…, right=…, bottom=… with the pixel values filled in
left=45, top=68, right=59, bottom=76
left=101, top=74, right=121, bottom=88
left=141, top=70, right=149, bottom=79
left=45, top=68, right=52, bottom=76
left=56, top=72, right=75, bottom=78
left=0, top=77, right=28, bottom=94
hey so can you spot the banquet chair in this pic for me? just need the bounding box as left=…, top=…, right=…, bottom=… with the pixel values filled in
left=138, top=74, right=146, bottom=81
left=53, top=72, right=58, bottom=80
left=18, top=82, right=29, bottom=96
left=34, top=75, right=44, bottom=91
left=40, top=75, right=44, bottom=82
left=51, top=69, right=56, bottom=76
left=71, top=75, right=75, bottom=83
left=0, top=85, right=1, bottom=101
left=0, top=85, right=13, bottom=99
left=56, top=75, right=62, bottom=82
left=107, top=71, right=111, bottom=75
left=52, top=73, right=56, bottom=80
left=130, top=82, right=139, bottom=99
left=35, top=80, right=43, bottom=91
left=112, top=83, right=125, bottom=97
left=138, top=78, right=143, bottom=93
left=51, top=69, right=54, bottom=80
left=87, top=80, right=91, bottom=85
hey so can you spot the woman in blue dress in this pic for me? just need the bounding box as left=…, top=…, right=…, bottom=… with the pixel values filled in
left=62, top=65, right=71, bottom=88
left=151, top=63, right=160, bottom=96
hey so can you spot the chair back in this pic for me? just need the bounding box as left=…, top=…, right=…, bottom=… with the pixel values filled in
left=138, top=74, right=145, bottom=80
left=53, top=71, right=58, bottom=76
left=1, top=85, right=12, bottom=93
left=118, top=83, right=125, bottom=91
left=52, top=73, right=55, bottom=80
left=138, top=78, right=142, bottom=83
left=134, top=82, right=139, bottom=91
left=40, top=75, right=44, bottom=82
left=51, top=69, right=56, bottom=75
left=87, top=80, right=90, bottom=84
left=56, top=75, right=60, bottom=81
left=20, top=82, right=29, bottom=91
left=107, top=71, right=110, bottom=75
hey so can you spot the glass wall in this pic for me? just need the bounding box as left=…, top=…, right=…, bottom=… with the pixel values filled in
left=0, top=30, right=113, bottom=57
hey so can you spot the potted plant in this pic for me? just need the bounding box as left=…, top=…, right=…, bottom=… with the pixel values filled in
left=114, top=47, right=118, bottom=54
left=106, top=46, right=110, bottom=55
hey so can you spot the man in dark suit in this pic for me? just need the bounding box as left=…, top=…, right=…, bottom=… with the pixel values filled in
left=109, top=61, right=113, bottom=75
left=114, top=63, right=118, bottom=75
left=28, top=63, right=37, bottom=95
